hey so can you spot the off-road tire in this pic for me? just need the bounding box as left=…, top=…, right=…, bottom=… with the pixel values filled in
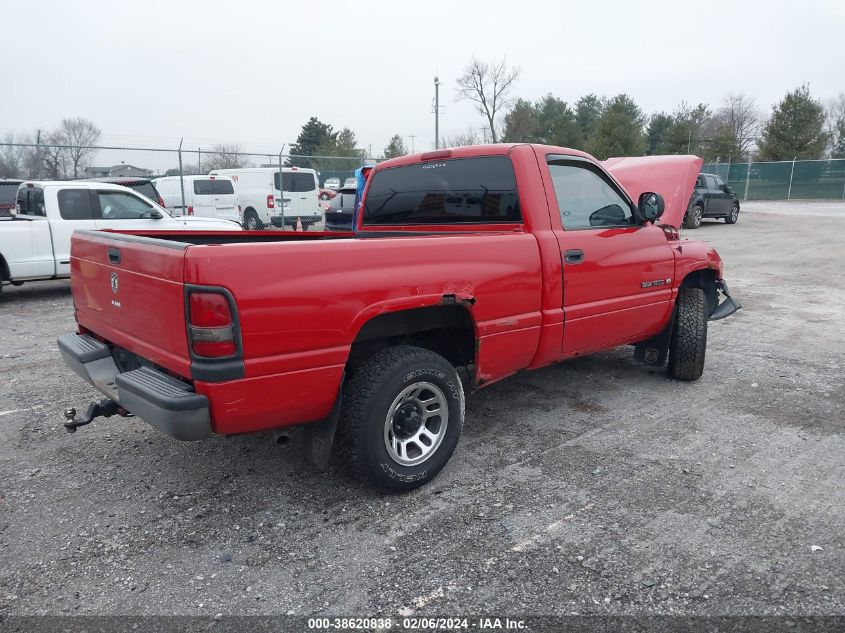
left=243, top=208, right=263, bottom=230
left=668, top=287, right=708, bottom=381
left=336, top=345, right=464, bottom=491
left=725, top=203, right=739, bottom=224
left=684, top=204, right=704, bottom=229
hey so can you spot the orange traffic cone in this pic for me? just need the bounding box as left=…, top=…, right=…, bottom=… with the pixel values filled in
left=295, top=217, right=303, bottom=232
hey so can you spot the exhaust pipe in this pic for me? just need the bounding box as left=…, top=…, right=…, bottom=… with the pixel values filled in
left=272, top=429, right=291, bottom=446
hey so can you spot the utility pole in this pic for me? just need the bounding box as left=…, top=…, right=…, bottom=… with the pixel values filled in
left=434, top=76, right=440, bottom=149
left=409, top=135, right=417, bottom=153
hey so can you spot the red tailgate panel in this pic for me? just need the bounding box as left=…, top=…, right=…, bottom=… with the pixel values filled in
left=71, top=233, right=192, bottom=378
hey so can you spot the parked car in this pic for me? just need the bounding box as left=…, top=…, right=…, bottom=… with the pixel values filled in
left=208, top=167, right=322, bottom=230
left=82, top=177, right=165, bottom=208
left=58, top=145, right=740, bottom=491
left=319, top=188, right=337, bottom=201
left=0, top=179, right=23, bottom=219
left=0, top=181, right=240, bottom=295
left=324, top=186, right=356, bottom=230
left=323, top=177, right=341, bottom=191
left=342, top=177, right=357, bottom=188
left=684, top=173, right=740, bottom=229
left=153, top=175, right=239, bottom=222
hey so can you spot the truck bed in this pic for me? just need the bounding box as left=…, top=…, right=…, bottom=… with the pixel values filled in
left=70, top=227, right=544, bottom=434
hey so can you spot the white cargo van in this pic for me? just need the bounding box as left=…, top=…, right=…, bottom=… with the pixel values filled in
left=207, top=167, right=321, bottom=230
left=153, top=175, right=239, bottom=222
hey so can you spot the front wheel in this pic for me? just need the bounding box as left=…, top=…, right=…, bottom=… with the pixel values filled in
left=668, top=287, right=708, bottom=381
left=725, top=203, right=739, bottom=224
left=337, top=345, right=464, bottom=491
left=684, top=204, right=703, bottom=229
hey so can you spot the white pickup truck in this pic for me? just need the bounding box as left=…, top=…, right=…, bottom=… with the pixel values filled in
left=0, top=181, right=240, bottom=295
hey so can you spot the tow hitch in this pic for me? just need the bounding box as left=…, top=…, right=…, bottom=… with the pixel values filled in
left=63, top=398, right=132, bottom=433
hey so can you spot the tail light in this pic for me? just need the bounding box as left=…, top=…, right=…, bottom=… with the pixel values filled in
left=188, top=291, right=237, bottom=357
left=266, top=194, right=274, bottom=209
left=158, top=196, right=165, bottom=207
left=187, top=206, right=194, bottom=216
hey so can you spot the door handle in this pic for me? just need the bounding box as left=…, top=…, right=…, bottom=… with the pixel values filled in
left=564, top=249, right=584, bottom=264
left=108, top=247, right=121, bottom=264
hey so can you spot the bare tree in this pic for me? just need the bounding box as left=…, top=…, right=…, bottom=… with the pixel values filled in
left=440, top=128, right=482, bottom=148
left=715, top=93, right=761, bottom=159
left=455, top=57, right=521, bottom=143
left=825, top=93, right=845, bottom=157
left=52, top=117, right=101, bottom=178
left=203, top=144, right=249, bottom=171
left=0, top=132, right=41, bottom=179
left=42, top=130, right=70, bottom=179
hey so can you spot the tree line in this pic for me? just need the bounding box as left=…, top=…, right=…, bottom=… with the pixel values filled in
left=453, top=56, right=845, bottom=162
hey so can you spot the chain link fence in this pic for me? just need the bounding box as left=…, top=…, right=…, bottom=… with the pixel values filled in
left=701, top=159, right=845, bottom=201
left=0, top=141, right=376, bottom=229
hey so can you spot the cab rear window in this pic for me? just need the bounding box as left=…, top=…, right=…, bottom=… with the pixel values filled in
left=193, top=179, right=234, bottom=195
left=363, top=156, right=521, bottom=225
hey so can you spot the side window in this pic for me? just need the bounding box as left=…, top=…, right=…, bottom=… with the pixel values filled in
left=696, top=175, right=706, bottom=188
left=16, top=187, right=46, bottom=216
left=57, top=189, right=95, bottom=220
left=705, top=175, right=718, bottom=190
left=714, top=176, right=727, bottom=191
left=547, top=162, right=634, bottom=229
left=95, top=191, right=155, bottom=220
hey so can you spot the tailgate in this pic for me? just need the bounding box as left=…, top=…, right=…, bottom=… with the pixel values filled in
left=70, top=231, right=192, bottom=378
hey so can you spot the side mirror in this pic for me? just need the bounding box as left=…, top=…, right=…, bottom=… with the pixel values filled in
left=637, top=192, right=665, bottom=222
left=150, top=211, right=163, bottom=219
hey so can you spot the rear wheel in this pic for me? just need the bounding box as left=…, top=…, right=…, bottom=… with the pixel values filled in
left=668, top=287, right=708, bottom=381
left=725, top=203, right=739, bottom=224
left=684, top=204, right=703, bottom=229
left=243, top=208, right=263, bottom=230
left=337, top=345, right=464, bottom=491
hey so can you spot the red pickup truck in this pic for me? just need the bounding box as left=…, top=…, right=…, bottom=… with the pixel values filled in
left=59, top=144, right=741, bottom=490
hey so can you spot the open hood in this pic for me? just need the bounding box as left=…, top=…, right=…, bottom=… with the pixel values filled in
left=602, top=155, right=703, bottom=228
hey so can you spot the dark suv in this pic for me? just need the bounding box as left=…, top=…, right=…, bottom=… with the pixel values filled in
left=684, top=173, right=740, bottom=229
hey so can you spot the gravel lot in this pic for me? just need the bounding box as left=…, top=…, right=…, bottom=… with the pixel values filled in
left=1, top=202, right=842, bottom=618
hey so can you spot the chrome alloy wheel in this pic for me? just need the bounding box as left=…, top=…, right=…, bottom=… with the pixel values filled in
left=383, top=381, right=449, bottom=466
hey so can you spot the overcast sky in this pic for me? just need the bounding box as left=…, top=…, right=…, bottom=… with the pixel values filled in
left=2, top=0, right=843, bottom=156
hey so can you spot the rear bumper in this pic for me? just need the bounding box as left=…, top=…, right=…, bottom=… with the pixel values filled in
left=58, top=332, right=212, bottom=441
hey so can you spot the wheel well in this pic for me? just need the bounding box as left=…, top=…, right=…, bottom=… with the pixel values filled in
left=680, top=268, right=718, bottom=315
left=0, top=253, right=9, bottom=282
left=348, top=304, right=476, bottom=374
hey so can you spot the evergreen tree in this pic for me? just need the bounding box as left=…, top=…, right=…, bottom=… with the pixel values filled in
left=535, top=95, right=581, bottom=148
left=501, top=99, right=540, bottom=143
left=575, top=94, right=604, bottom=147
left=290, top=117, right=336, bottom=157
left=382, top=134, right=408, bottom=159
left=758, top=85, right=828, bottom=160
left=646, top=112, right=673, bottom=155
left=587, top=94, right=645, bottom=159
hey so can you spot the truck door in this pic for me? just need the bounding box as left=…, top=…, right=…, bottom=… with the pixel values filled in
left=92, top=189, right=168, bottom=231
left=48, top=187, right=98, bottom=276
left=544, top=157, right=675, bottom=355
left=711, top=175, right=732, bottom=215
